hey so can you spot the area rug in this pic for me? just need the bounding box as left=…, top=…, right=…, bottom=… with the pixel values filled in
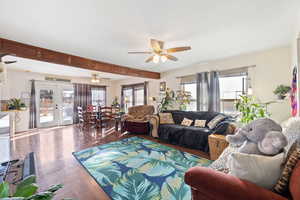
left=73, top=137, right=212, bottom=200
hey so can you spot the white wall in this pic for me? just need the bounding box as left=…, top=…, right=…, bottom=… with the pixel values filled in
left=160, top=46, right=292, bottom=123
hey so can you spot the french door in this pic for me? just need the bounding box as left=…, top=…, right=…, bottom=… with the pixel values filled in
left=36, top=82, right=74, bottom=128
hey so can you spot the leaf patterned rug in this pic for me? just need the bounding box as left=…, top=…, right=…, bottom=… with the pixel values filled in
left=73, top=136, right=212, bottom=200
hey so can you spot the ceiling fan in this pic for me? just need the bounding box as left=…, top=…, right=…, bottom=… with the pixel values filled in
left=0, top=53, right=17, bottom=65
left=128, top=39, right=191, bottom=63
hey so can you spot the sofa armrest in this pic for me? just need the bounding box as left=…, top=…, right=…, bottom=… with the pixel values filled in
left=122, top=114, right=135, bottom=121
left=184, top=167, right=286, bottom=200
left=212, top=121, right=236, bottom=135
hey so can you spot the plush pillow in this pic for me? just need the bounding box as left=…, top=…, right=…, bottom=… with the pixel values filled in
left=212, top=121, right=237, bottom=135
left=273, top=141, right=300, bottom=194
left=194, top=120, right=206, bottom=127
left=159, top=113, right=175, bottom=124
left=228, top=152, right=284, bottom=189
left=181, top=118, right=193, bottom=126
left=207, top=114, right=227, bottom=129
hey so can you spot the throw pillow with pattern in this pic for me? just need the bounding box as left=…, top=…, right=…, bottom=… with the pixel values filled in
left=159, top=113, right=175, bottom=124
left=207, top=114, right=226, bottom=129
left=273, top=141, right=300, bottom=194
left=194, top=120, right=206, bottom=127
left=181, top=118, right=193, bottom=126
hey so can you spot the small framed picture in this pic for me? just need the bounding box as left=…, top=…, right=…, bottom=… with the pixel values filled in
left=160, top=82, right=166, bottom=91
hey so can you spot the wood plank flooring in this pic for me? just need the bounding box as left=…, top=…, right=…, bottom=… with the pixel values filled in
left=10, top=125, right=209, bottom=200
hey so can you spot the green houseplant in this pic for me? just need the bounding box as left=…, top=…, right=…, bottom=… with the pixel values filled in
left=8, top=98, right=26, bottom=110
left=111, top=96, right=120, bottom=107
left=157, top=88, right=175, bottom=112
left=175, top=90, right=192, bottom=111
left=235, top=95, right=270, bottom=124
left=273, top=85, right=291, bottom=99
left=0, top=175, right=65, bottom=200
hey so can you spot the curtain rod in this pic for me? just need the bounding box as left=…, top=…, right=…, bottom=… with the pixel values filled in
left=175, top=65, right=256, bottom=79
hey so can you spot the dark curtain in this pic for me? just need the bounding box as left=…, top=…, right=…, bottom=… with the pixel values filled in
left=208, top=71, right=220, bottom=112
left=73, top=83, right=92, bottom=123
left=121, top=86, right=125, bottom=109
left=144, top=81, right=148, bottom=105
left=196, top=72, right=209, bottom=111
left=29, top=80, right=37, bottom=129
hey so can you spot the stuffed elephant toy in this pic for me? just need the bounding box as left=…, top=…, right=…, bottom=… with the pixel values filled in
left=226, top=118, right=288, bottom=156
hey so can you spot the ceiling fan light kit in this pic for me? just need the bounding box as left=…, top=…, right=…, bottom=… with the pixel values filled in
left=128, top=39, right=191, bottom=64
left=91, top=74, right=100, bottom=83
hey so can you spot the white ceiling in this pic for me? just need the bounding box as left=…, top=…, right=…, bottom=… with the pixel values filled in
left=0, top=0, right=299, bottom=74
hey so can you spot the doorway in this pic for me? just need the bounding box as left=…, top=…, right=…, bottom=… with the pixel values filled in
left=35, top=81, right=74, bottom=128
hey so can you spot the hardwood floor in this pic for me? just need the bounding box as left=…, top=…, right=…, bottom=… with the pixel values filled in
left=11, top=125, right=209, bottom=200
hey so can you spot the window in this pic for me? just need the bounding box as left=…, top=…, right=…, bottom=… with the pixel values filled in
left=91, top=87, right=106, bottom=107
left=219, top=75, right=247, bottom=114
left=122, top=83, right=147, bottom=112
left=182, top=83, right=197, bottom=111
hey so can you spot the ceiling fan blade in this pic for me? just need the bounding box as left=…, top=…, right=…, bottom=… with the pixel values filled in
left=150, top=39, right=164, bottom=53
left=128, top=51, right=152, bottom=54
left=0, top=53, right=11, bottom=58
left=145, top=55, right=154, bottom=63
left=4, top=61, right=17, bottom=64
left=166, top=46, right=191, bottom=53
left=165, top=54, right=178, bottom=61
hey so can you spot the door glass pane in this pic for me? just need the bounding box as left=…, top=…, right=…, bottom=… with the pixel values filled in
left=134, top=88, right=144, bottom=106
left=62, top=89, right=74, bottom=122
left=39, top=89, right=54, bottom=123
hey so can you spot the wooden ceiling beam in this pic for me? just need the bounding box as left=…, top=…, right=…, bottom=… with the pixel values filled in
left=0, top=38, right=160, bottom=79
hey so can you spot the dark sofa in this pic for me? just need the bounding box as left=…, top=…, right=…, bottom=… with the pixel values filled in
left=157, top=110, right=234, bottom=152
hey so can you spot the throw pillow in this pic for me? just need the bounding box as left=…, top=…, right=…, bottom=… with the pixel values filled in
left=159, top=113, right=175, bottom=124
left=194, top=120, right=206, bottom=127
left=181, top=118, right=193, bottom=126
left=207, top=114, right=226, bottom=129
left=273, top=141, right=300, bottom=194
left=228, top=152, right=284, bottom=189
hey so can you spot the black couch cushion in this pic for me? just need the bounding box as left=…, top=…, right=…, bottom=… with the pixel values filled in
left=158, top=124, right=211, bottom=152
left=159, top=110, right=234, bottom=152
left=164, top=110, right=227, bottom=126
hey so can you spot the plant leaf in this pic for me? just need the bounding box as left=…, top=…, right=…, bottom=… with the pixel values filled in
left=0, top=182, right=10, bottom=198
left=14, top=184, right=38, bottom=198
left=46, top=184, right=63, bottom=193
left=16, top=176, right=37, bottom=192
left=25, top=191, right=54, bottom=200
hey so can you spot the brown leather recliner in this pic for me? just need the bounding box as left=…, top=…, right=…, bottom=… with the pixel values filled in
left=123, top=105, right=155, bottom=135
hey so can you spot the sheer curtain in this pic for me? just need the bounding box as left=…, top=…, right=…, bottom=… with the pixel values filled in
left=208, top=71, right=220, bottom=112
left=196, top=72, right=209, bottom=111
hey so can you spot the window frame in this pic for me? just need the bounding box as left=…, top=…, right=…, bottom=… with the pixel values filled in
left=91, top=86, right=107, bottom=107
left=181, top=82, right=197, bottom=111
left=219, top=73, right=248, bottom=115
left=121, top=82, right=147, bottom=111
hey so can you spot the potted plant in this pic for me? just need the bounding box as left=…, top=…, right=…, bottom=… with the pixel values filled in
left=157, top=88, right=175, bottom=112
left=175, top=90, right=192, bottom=111
left=235, top=95, right=270, bottom=124
left=0, top=175, right=66, bottom=200
left=273, top=85, right=291, bottom=100
left=8, top=98, right=26, bottom=110
left=111, top=96, right=120, bottom=107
